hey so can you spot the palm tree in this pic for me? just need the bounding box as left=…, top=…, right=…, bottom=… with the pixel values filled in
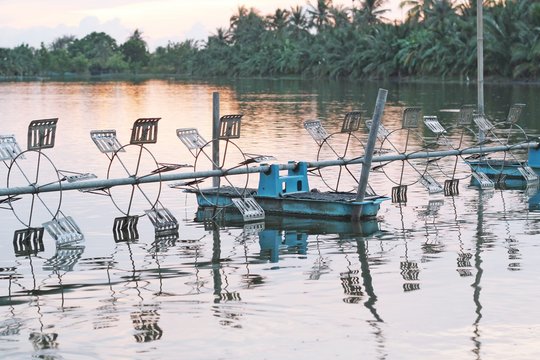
left=121, top=29, right=149, bottom=72
left=307, top=0, right=333, bottom=31
left=483, top=0, right=531, bottom=78
left=267, top=8, right=290, bottom=32
left=198, top=27, right=232, bottom=76
left=400, top=0, right=433, bottom=22
left=353, top=0, right=390, bottom=25
left=423, top=0, right=458, bottom=31
left=289, top=5, right=309, bottom=30
left=208, top=27, right=231, bottom=46
left=228, top=6, right=265, bottom=46
left=329, top=4, right=351, bottom=28
left=50, top=35, right=76, bottom=51
left=359, top=25, right=401, bottom=78
left=230, top=6, right=249, bottom=30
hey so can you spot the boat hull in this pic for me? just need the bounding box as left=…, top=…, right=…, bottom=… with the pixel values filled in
left=467, top=159, right=538, bottom=188
left=192, top=187, right=388, bottom=220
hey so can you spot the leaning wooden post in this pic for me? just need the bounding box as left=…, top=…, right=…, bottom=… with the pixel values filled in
left=476, top=1, right=485, bottom=143
left=212, top=92, right=220, bottom=188
left=353, top=88, right=388, bottom=221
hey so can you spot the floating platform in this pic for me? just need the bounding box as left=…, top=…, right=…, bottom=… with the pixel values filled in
left=467, top=147, right=540, bottom=188
left=191, top=186, right=388, bottom=220
left=188, top=161, right=389, bottom=221
left=468, top=159, right=532, bottom=188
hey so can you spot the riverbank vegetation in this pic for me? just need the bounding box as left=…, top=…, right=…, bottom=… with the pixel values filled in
left=1, top=0, right=539, bottom=81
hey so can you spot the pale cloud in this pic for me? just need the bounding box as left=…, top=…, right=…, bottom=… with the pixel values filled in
left=0, top=16, right=132, bottom=48
left=0, top=0, right=234, bottom=49
left=0, top=0, right=402, bottom=50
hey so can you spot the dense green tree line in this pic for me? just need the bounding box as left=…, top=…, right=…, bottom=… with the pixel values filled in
left=1, top=0, right=539, bottom=80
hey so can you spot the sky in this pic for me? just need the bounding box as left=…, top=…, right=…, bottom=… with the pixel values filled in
left=0, top=0, right=405, bottom=50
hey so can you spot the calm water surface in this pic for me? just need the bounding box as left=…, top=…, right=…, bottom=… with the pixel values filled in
left=0, top=79, right=540, bottom=359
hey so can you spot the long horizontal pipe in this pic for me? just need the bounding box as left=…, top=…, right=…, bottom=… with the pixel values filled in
left=0, top=142, right=537, bottom=197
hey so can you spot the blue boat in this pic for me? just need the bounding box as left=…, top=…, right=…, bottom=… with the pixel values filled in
left=190, top=161, right=389, bottom=220
left=467, top=146, right=540, bottom=188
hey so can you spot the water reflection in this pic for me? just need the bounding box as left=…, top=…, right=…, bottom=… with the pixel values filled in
left=355, top=238, right=383, bottom=323
left=470, top=189, right=491, bottom=359
left=81, top=256, right=119, bottom=331
left=196, top=208, right=386, bottom=332
left=0, top=267, right=23, bottom=339
left=338, top=234, right=385, bottom=358
left=43, top=243, right=85, bottom=273
left=497, top=190, right=522, bottom=272
left=340, top=248, right=363, bottom=303
left=307, top=235, right=331, bottom=281
left=0, top=180, right=537, bottom=358
left=452, top=196, right=474, bottom=277
left=14, top=257, right=60, bottom=357
left=4, top=214, right=87, bottom=357
left=131, top=304, right=163, bottom=343
left=527, top=186, right=540, bottom=211
left=122, top=240, right=163, bottom=343
left=419, top=199, right=445, bottom=262
left=396, top=204, right=421, bottom=292
left=2, top=80, right=540, bottom=358
left=259, top=229, right=307, bottom=264
left=206, top=221, right=246, bottom=328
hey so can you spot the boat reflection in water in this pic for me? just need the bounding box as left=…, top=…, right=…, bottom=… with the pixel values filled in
left=195, top=206, right=385, bottom=330
left=196, top=207, right=382, bottom=263
left=526, top=187, right=540, bottom=211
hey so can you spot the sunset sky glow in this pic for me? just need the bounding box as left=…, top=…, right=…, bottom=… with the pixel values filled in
left=0, top=0, right=405, bottom=50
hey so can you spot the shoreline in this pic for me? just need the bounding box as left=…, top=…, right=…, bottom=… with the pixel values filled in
left=2, top=74, right=540, bottom=86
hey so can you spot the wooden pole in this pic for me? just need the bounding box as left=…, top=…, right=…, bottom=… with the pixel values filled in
left=477, top=2, right=484, bottom=115
left=477, top=1, right=486, bottom=142
left=353, top=88, right=388, bottom=221
left=212, top=92, right=220, bottom=188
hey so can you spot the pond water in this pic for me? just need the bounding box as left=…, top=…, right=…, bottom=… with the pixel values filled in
left=0, top=79, right=540, bottom=359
